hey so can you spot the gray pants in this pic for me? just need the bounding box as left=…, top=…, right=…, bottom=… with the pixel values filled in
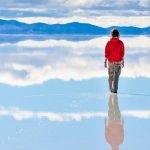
left=108, top=62, right=121, bottom=93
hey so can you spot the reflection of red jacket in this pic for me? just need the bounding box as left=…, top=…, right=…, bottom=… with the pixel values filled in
left=105, top=38, right=124, bottom=62
left=105, top=122, right=124, bottom=147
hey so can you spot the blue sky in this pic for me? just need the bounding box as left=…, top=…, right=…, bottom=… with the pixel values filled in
left=0, top=0, right=150, bottom=17
left=0, top=0, right=150, bottom=27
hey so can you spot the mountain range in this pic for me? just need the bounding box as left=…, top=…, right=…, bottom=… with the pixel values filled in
left=0, top=19, right=149, bottom=35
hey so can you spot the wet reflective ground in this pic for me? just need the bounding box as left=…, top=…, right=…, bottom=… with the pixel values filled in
left=0, top=35, right=150, bottom=150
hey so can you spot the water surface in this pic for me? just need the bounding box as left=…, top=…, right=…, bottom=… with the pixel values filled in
left=0, top=34, right=150, bottom=150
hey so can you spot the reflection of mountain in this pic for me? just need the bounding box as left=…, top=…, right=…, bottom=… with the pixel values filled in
left=0, top=19, right=149, bottom=35
left=0, top=34, right=100, bottom=43
left=105, top=94, right=124, bottom=150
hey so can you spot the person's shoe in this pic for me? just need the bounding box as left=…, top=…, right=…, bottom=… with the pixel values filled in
left=113, top=91, right=117, bottom=94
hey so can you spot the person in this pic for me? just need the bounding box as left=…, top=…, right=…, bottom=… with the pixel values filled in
left=104, top=29, right=125, bottom=94
left=105, top=94, right=124, bottom=150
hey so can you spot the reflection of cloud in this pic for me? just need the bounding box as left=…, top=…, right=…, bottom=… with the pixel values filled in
left=0, top=36, right=150, bottom=48
left=0, top=107, right=150, bottom=121
left=0, top=35, right=150, bottom=86
left=123, top=111, right=150, bottom=119
left=0, top=107, right=106, bottom=121
left=122, top=57, right=150, bottom=78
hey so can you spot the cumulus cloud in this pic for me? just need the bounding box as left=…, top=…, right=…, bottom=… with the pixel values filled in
left=63, top=0, right=140, bottom=10
left=0, top=35, right=150, bottom=86
left=5, top=8, right=47, bottom=13
left=0, top=0, right=150, bottom=18
left=139, top=0, right=150, bottom=7
left=64, top=0, right=104, bottom=7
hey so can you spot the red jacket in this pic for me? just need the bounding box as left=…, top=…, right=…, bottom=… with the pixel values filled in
left=105, top=38, right=124, bottom=62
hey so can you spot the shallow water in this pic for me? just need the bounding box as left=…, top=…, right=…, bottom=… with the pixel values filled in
left=0, top=35, right=150, bottom=150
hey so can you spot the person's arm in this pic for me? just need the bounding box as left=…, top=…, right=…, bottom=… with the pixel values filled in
left=104, top=42, right=110, bottom=68
left=122, top=59, right=124, bottom=68
left=121, top=42, right=125, bottom=68
left=104, top=58, right=107, bottom=68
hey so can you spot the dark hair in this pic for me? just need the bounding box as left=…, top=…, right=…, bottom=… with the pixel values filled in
left=111, top=29, right=119, bottom=37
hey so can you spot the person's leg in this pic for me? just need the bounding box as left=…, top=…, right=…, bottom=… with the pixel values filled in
left=108, top=94, right=114, bottom=121
left=108, top=62, right=115, bottom=92
left=113, top=95, right=121, bottom=122
left=113, top=64, right=121, bottom=93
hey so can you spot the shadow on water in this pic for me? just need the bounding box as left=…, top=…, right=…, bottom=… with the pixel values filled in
left=105, top=94, right=124, bottom=150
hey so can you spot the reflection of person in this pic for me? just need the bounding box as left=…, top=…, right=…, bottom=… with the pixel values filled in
left=105, top=94, right=124, bottom=150
left=104, top=29, right=125, bottom=93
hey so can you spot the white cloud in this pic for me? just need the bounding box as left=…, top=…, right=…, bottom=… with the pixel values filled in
left=139, top=0, right=150, bottom=7
left=64, top=0, right=139, bottom=8
left=0, top=7, right=47, bottom=13
left=64, top=0, right=104, bottom=7
left=0, top=0, right=150, bottom=19
left=126, top=9, right=150, bottom=16
left=2, top=16, right=150, bottom=27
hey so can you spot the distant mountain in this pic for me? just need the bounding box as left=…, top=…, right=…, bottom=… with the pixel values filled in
left=0, top=19, right=149, bottom=35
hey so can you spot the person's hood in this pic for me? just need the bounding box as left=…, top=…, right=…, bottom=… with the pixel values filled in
left=110, top=37, right=119, bottom=42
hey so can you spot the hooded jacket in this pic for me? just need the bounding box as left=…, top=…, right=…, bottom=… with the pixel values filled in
left=105, top=37, right=124, bottom=62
